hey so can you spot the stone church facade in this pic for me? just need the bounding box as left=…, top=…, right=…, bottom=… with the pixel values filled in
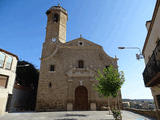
left=36, top=5, right=122, bottom=111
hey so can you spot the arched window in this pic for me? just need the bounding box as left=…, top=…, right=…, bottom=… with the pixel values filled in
left=78, top=60, right=84, bottom=68
left=53, top=13, right=59, bottom=23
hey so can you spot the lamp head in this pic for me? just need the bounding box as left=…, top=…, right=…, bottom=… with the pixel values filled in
left=24, top=64, right=30, bottom=67
left=118, top=47, right=125, bottom=49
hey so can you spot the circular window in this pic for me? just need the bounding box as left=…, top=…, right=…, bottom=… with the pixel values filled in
left=78, top=41, right=83, bottom=46
left=79, top=42, right=83, bottom=45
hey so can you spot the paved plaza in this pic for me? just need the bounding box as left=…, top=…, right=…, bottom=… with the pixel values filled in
left=0, top=111, right=156, bottom=120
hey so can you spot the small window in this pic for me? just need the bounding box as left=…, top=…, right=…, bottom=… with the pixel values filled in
left=49, top=82, right=52, bottom=88
left=53, top=13, right=59, bottom=23
left=0, top=75, right=8, bottom=88
left=79, top=42, right=83, bottom=45
left=78, top=41, right=84, bottom=46
left=78, top=60, right=84, bottom=68
left=156, top=95, right=160, bottom=109
left=50, top=65, right=55, bottom=71
left=0, top=52, right=5, bottom=68
left=5, top=56, right=13, bottom=70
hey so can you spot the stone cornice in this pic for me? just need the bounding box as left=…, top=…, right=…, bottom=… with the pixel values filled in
left=66, top=67, right=95, bottom=78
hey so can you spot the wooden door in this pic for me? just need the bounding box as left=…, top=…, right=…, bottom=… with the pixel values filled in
left=75, top=86, right=88, bottom=110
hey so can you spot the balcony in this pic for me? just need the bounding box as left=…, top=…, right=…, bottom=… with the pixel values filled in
left=143, top=41, right=160, bottom=87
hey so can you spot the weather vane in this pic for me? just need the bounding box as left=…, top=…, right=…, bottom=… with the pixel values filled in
left=57, top=0, right=63, bottom=6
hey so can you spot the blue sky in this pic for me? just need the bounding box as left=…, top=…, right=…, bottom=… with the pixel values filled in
left=0, top=0, right=156, bottom=99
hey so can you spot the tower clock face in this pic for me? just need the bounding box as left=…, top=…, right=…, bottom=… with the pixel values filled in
left=52, top=38, right=56, bottom=42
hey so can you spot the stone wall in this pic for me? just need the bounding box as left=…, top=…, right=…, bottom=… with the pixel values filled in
left=124, top=108, right=160, bottom=119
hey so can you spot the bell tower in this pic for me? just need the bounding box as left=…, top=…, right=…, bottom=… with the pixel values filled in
left=45, top=5, right=68, bottom=43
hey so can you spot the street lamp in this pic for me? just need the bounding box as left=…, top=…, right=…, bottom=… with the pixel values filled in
left=118, top=47, right=143, bottom=60
left=17, top=64, right=30, bottom=67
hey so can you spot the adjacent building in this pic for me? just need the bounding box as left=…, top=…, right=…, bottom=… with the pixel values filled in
left=36, top=5, right=122, bottom=111
left=0, top=49, right=18, bottom=114
left=9, top=61, right=39, bottom=112
left=142, top=0, right=160, bottom=119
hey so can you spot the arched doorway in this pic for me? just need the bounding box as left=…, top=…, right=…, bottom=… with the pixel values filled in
left=75, top=86, right=88, bottom=110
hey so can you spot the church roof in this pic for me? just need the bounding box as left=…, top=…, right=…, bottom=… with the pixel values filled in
left=64, top=37, right=102, bottom=48
left=63, top=37, right=116, bottom=61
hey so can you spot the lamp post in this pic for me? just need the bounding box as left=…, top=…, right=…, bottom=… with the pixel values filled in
left=17, top=64, right=30, bottom=67
left=118, top=47, right=143, bottom=60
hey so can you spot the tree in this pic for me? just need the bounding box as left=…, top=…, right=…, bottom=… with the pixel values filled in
left=95, top=65, right=124, bottom=114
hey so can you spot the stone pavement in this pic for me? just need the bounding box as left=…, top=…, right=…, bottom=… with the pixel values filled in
left=0, top=111, right=114, bottom=120
left=0, top=110, right=156, bottom=120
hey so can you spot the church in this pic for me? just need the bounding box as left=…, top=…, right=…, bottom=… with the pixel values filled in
left=36, top=5, right=122, bottom=111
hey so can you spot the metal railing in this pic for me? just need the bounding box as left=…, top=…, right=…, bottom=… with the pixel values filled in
left=143, top=41, right=160, bottom=87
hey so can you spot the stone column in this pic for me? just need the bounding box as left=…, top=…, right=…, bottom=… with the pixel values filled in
left=89, top=80, right=97, bottom=110
left=67, top=79, right=73, bottom=111
left=67, top=103, right=73, bottom=111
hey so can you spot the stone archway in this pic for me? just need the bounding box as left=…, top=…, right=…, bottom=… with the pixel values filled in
left=75, top=86, right=88, bottom=110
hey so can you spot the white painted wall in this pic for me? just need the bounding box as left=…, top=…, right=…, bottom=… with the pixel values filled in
left=0, top=54, right=17, bottom=114
left=144, top=5, right=160, bottom=64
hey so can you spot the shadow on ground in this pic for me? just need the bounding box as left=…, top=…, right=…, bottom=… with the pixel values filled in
left=65, top=114, right=87, bottom=117
left=54, top=113, right=88, bottom=120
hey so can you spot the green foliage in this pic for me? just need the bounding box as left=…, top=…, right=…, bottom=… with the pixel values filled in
left=111, top=109, right=121, bottom=120
left=95, top=65, right=124, bottom=98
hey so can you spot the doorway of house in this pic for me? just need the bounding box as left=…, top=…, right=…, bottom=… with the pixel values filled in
left=75, top=86, right=88, bottom=110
